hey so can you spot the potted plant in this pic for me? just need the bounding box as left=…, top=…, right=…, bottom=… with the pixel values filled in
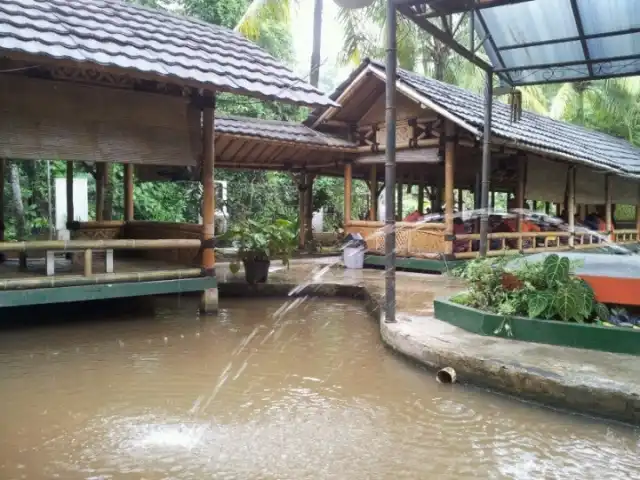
left=222, top=218, right=296, bottom=284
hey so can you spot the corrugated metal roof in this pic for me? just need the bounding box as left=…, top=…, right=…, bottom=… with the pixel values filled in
left=312, top=59, right=640, bottom=176
left=216, top=116, right=356, bottom=150
left=0, top=0, right=337, bottom=108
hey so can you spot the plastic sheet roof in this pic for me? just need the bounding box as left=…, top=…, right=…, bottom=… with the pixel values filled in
left=398, top=0, right=640, bottom=86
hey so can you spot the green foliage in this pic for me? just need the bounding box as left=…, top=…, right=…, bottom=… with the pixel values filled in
left=221, top=218, right=297, bottom=273
left=458, top=254, right=610, bottom=324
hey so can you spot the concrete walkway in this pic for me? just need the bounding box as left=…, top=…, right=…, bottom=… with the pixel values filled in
left=218, top=259, right=640, bottom=425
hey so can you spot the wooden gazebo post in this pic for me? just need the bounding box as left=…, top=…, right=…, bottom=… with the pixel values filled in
left=200, top=93, right=217, bottom=313
left=344, top=161, right=352, bottom=224
left=568, top=166, right=576, bottom=248
left=369, top=165, right=377, bottom=220
left=515, top=155, right=526, bottom=251
left=444, top=120, right=455, bottom=255
left=396, top=181, right=403, bottom=220
left=417, top=180, right=424, bottom=213
left=124, top=164, right=134, bottom=221
left=66, top=161, right=74, bottom=228
left=96, top=163, right=105, bottom=222
left=605, top=174, right=613, bottom=240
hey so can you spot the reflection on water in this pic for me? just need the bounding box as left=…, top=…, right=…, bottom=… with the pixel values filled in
left=0, top=297, right=638, bottom=479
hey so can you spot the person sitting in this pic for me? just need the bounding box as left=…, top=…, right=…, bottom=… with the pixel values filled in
left=453, top=217, right=468, bottom=253
left=403, top=210, right=422, bottom=222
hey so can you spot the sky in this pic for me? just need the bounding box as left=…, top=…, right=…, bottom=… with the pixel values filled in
left=289, top=0, right=355, bottom=92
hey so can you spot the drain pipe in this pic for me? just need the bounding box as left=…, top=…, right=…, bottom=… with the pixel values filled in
left=384, top=0, right=397, bottom=323
left=436, top=367, right=457, bottom=384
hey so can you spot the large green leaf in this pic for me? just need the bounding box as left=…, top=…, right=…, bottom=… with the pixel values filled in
left=574, top=279, right=595, bottom=319
left=552, top=285, right=581, bottom=322
left=543, top=254, right=570, bottom=287
left=527, top=291, right=551, bottom=318
left=593, top=302, right=610, bottom=323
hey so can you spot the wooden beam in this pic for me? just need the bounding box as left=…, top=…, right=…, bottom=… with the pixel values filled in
left=369, top=165, right=377, bottom=220
left=605, top=174, right=613, bottom=238
left=66, top=161, right=74, bottom=227
left=200, top=95, right=217, bottom=313
left=568, top=167, right=576, bottom=248
left=344, top=162, right=352, bottom=223
left=124, top=163, right=134, bottom=221
left=444, top=121, right=456, bottom=255
left=516, top=155, right=526, bottom=251
left=96, top=163, right=105, bottom=222
left=417, top=180, right=424, bottom=213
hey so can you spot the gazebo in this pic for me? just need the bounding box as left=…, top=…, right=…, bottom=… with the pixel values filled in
left=369, top=0, right=640, bottom=321
left=0, top=0, right=336, bottom=312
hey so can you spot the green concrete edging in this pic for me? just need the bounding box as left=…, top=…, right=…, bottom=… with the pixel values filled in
left=363, top=254, right=465, bottom=273
left=434, top=297, right=640, bottom=356
left=220, top=279, right=640, bottom=426
left=0, top=276, right=217, bottom=307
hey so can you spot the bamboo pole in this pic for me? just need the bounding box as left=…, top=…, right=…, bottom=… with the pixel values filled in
left=66, top=161, right=74, bottom=227
left=124, top=163, right=134, bottom=222
left=636, top=186, right=640, bottom=240
left=516, top=156, right=526, bottom=251
left=444, top=120, right=455, bottom=255
left=369, top=165, right=377, bottom=220
left=0, top=158, right=4, bottom=262
left=605, top=174, right=613, bottom=239
left=96, top=163, right=105, bottom=222
left=297, top=177, right=306, bottom=249
left=0, top=268, right=203, bottom=291
left=417, top=180, right=424, bottom=214
left=200, top=94, right=217, bottom=313
left=396, top=181, right=403, bottom=220
left=0, top=239, right=201, bottom=252
left=344, top=162, right=352, bottom=223
left=568, top=166, right=576, bottom=248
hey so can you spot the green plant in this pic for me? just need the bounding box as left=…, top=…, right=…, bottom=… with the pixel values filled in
left=221, top=218, right=297, bottom=274
left=459, top=254, right=610, bottom=324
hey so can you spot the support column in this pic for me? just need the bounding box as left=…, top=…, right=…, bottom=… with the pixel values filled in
left=444, top=120, right=455, bottom=256
left=384, top=0, right=397, bottom=323
left=344, top=162, right=352, bottom=224
left=516, top=156, right=526, bottom=251
left=124, top=163, right=134, bottom=222
left=96, top=163, right=105, bottom=222
left=417, top=180, right=424, bottom=214
left=297, top=176, right=306, bottom=249
left=457, top=189, right=463, bottom=212
left=0, top=159, right=4, bottom=262
left=479, top=69, right=493, bottom=257
left=369, top=165, right=378, bottom=220
left=396, top=181, right=403, bottom=220
left=636, top=189, right=640, bottom=239
left=605, top=174, right=613, bottom=240
left=568, top=166, right=576, bottom=248
left=200, top=94, right=218, bottom=313
left=66, top=161, right=74, bottom=227
left=305, top=174, right=314, bottom=251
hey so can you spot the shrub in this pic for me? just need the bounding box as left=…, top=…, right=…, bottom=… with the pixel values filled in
left=458, top=254, right=610, bottom=323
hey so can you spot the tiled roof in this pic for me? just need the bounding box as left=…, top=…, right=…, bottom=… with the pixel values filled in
left=313, top=59, right=640, bottom=176
left=0, top=0, right=337, bottom=108
left=216, top=116, right=356, bottom=150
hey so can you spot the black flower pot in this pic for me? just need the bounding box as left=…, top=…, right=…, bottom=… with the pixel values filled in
left=243, top=258, right=270, bottom=284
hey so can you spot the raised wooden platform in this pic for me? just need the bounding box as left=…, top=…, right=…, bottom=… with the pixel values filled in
left=0, top=257, right=215, bottom=308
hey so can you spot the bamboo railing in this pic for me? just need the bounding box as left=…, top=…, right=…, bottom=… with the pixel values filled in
left=346, top=220, right=637, bottom=260
left=0, top=238, right=202, bottom=278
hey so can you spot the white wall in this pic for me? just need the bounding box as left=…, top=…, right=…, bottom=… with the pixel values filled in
left=55, top=177, right=88, bottom=231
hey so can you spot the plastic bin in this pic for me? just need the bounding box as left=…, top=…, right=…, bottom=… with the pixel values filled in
left=343, top=246, right=365, bottom=269
left=343, top=232, right=366, bottom=269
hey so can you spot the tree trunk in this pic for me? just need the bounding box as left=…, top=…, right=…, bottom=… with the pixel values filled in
left=9, top=161, right=26, bottom=240
left=309, top=0, right=323, bottom=87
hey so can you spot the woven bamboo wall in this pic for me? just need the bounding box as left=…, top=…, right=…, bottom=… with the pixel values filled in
left=345, top=221, right=446, bottom=258
left=124, top=221, right=202, bottom=265
left=0, top=75, right=199, bottom=166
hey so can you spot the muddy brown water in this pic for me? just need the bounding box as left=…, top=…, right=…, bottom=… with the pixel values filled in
left=0, top=297, right=638, bottom=480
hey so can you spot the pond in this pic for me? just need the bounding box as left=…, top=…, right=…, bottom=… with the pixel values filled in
left=0, top=297, right=638, bottom=479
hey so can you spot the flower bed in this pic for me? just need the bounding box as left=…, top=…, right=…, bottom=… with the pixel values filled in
left=437, top=254, right=640, bottom=356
